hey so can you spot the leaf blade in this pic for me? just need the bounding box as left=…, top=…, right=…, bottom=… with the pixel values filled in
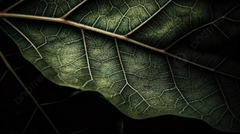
left=1, top=0, right=240, bottom=132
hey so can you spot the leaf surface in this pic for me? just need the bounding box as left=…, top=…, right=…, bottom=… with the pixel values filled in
left=1, top=0, right=240, bottom=132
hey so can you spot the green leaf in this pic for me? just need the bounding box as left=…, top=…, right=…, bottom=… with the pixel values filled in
left=1, top=0, right=240, bottom=132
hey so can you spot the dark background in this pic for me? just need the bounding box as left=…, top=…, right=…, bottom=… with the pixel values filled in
left=0, top=0, right=234, bottom=134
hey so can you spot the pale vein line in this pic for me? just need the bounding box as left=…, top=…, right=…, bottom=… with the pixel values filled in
left=164, top=21, right=216, bottom=51
left=214, top=56, right=228, bottom=70
left=215, top=74, right=240, bottom=124
left=81, top=28, right=93, bottom=86
left=0, top=51, right=60, bottom=134
left=213, top=23, right=229, bottom=38
left=224, top=17, right=240, bottom=23
left=165, top=52, right=240, bottom=80
left=61, top=0, right=89, bottom=19
left=81, top=29, right=92, bottom=80
left=3, top=0, right=25, bottom=13
left=0, top=69, right=8, bottom=82
left=2, top=18, right=43, bottom=59
left=0, top=13, right=240, bottom=80
left=114, top=38, right=150, bottom=108
left=21, top=108, right=37, bottom=134
left=114, top=38, right=128, bottom=84
left=164, top=3, right=239, bottom=51
left=166, top=56, right=189, bottom=109
left=125, top=0, right=172, bottom=37
left=166, top=56, right=200, bottom=115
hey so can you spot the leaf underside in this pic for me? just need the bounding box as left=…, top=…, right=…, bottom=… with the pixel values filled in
left=1, top=0, right=240, bottom=132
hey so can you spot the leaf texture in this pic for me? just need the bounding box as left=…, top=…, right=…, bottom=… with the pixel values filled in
left=1, top=0, right=240, bottom=132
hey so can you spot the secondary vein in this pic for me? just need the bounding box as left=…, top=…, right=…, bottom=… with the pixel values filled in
left=81, top=28, right=93, bottom=80
left=125, top=0, right=172, bottom=37
left=61, top=0, right=89, bottom=19
left=2, top=18, right=43, bottom=59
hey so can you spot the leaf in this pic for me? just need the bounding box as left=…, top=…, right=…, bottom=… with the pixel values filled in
left=1, top=0, right=240, bottom=132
